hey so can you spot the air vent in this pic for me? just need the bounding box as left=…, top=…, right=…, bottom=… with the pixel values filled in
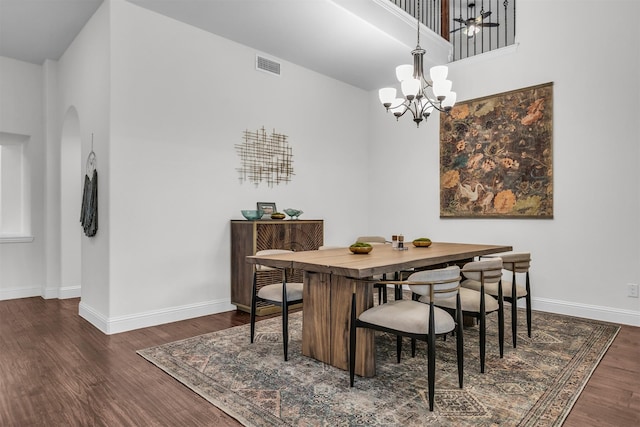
left=256, top=55, right=281, bottom=76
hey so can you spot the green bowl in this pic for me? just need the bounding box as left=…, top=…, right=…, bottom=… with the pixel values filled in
left=241, top=210, right=264, bottom=220
left=349, top=245, right=373, bottom=254
left=283, top=208, right=303, bottom=219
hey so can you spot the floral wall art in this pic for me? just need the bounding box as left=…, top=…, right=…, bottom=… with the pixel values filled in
left=439, top=83, right=553, bottom=218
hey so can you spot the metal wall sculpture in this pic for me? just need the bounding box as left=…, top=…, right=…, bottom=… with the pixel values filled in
left=439, top=82, right=553, bottom=218
left=236, top=127, right=294, bottom=187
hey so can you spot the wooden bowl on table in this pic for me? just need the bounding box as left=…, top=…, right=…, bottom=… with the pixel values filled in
left=349, top=243, right=373, bottom=254
left=412, top=238, right=432, bottom=248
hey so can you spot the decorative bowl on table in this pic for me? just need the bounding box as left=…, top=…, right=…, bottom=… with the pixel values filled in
left=283, top=208, right=303, bottom=219
left=412, top=238, right=432, bottom=248
left=349, top=242, right=373, bottom=254
left=241, top=209, right=264, bottom=220
left=270, top=212, right=286, bottom=219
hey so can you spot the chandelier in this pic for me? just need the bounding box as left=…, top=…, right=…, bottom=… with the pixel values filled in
left=378, top=0, right=456, bottom=127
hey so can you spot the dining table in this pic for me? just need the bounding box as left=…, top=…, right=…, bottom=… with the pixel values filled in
left=246, top=241, right=512, bottom=377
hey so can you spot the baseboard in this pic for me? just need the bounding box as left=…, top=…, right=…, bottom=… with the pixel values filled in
left=532, top=297, right=640, bottom=327
left=382, top=285, right=639, bottom=327
left=0, top=285, right=81, bottom=301
left=0, top=286, right=41, bottom=301
left=59, top=286, right=81, bottom=299
left=42, top=285, right=81, bottom=299
left=79, top=298, right=237, bottom=335
left=79, top=301, right=109, bottom=333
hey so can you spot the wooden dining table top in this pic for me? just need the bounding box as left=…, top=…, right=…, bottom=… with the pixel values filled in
left=246, top=242, right=513, bottom=278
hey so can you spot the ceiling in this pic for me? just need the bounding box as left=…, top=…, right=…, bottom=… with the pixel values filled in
left=0, top=0, right=453, bottom=91
left=0, top=0, right=104, bottom=65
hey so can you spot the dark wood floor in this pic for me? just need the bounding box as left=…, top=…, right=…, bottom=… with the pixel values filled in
left=1, top=297, right=638, bottom=426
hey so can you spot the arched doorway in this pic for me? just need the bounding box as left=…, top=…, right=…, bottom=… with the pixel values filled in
left=60, top=107, right=82, bottom=297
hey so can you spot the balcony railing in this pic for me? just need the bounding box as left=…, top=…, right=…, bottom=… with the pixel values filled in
left=388, top=0, right=516, bottom=61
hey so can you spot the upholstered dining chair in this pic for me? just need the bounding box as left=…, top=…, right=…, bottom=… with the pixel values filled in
left=349, top=266, right=464, bottom=411
left=445, top=257, right=505, bottom=373
left=250, top=249, right=303, bottom=361
left=460, top=258, right=504, bottom=373
left=476, top=252, right=532, bottom=348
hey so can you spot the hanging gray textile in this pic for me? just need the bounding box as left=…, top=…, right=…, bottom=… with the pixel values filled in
left=80, top=169, right=98, bottom=237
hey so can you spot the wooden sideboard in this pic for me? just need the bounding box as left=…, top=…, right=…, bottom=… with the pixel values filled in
left=230, top=219, right=324, bottom=315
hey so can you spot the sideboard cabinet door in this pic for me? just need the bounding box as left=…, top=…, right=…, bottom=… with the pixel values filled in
left=230, top=219, right=323, bottom=315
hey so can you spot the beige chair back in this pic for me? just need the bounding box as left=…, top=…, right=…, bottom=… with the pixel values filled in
left=462, top=258, right=503, bottom=284
left=255, top=249, right=294, bottom=271
left=356, top=236, right=387, bottom=245
left=498, top=252, right=531, bottom=273
left=406, top=266, right=461, bottom=300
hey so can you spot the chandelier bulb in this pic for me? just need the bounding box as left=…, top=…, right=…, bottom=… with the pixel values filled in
left=442, top=91, right=457, bottom=109
left=396, top=65, right=413, bottom=83
left=401, top=78, right=420, bottom=99
left=430, top=65, right=448, bottom=82
left=379, top=87, right=397, bottom=108
left=433, top=79, right=453, bottom=100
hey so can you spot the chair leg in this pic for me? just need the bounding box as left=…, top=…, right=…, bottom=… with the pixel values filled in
left=349, top=293, right=357, bottom=387
left=282, top=298, right=289, bottom=361
left=526, top=271, right=532, bottom=337
left=394, top=272, right=403, bottom=301
left=379, top=274, right=387, bottom=305
left=498, top=280, right=504, bottom=358
left=479, top=289, right=486, bottom=373
left=427, top=303, right=436, bottom=411
left=511, top=270, right=518, bottom=348
left=396, top=335, right=403, bottom=363
left=374, top=283, right=389, bottom=305
left=395, top=284, right=403, bottom=301
left=456, top=294, right=464, bottom=388
left=411, top=337, right=416, bottom=358
left=250, top=273, right=258, bottom=344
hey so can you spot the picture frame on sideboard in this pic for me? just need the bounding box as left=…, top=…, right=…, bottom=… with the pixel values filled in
left=257, top=202, right=277, bottom=218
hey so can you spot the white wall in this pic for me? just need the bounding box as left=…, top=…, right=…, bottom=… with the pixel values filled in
left=368, top=0, right=640, bottom=325
left=104, top=1, right=370, bottom=330
left=43, top=59, right=63, bottom=298
left=57, top=0, right=112, bottom=322
left=59, top=107, right=82, bottom=297
left=0, top=57, right=45, bottom=300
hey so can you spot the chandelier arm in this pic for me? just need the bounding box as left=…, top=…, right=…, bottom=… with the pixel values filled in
left=424, top=100, right=448, bottom=113
left=389, top=101, right=411, bottom=119
left=418, top=89, right=449, bottom=113
left=406, top=102, right=424, bottom=127
left=393, top=109, right=410, bottom=119
left=418, top=77, right=444, bottom=111
left=391, top=100, right=421, bottom=120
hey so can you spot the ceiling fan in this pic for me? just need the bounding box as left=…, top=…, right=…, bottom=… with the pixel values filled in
left=451, top=3, right=499, bottom=38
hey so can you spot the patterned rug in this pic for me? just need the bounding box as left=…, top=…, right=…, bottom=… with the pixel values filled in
left=138, top=308, right=619, bottom=426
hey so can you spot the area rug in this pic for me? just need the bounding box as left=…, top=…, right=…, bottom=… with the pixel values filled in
left=138, top=308, right=619, bottom=426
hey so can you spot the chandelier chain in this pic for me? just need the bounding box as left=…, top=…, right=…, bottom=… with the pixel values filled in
left=416, top=0, right=421, bottom=47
